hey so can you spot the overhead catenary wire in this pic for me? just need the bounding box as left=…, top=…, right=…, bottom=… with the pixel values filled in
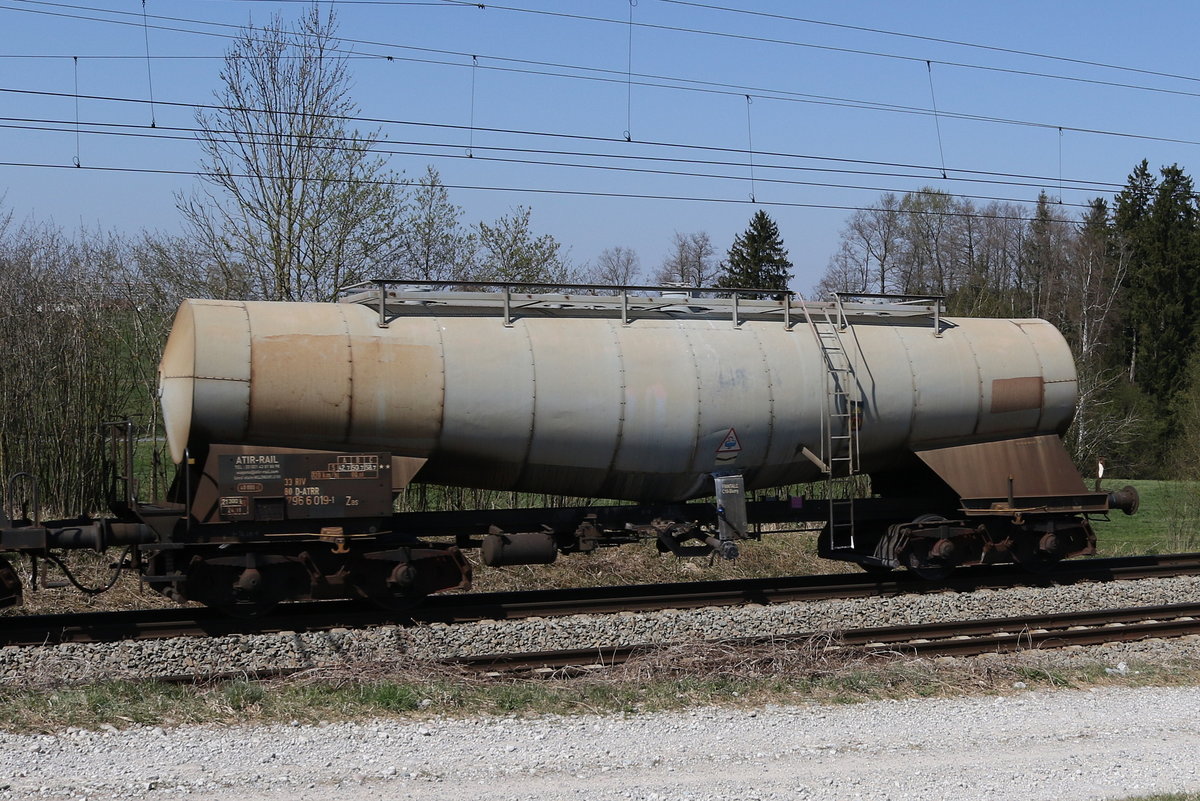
left=0, top=86, right=1169, bottom=187
left=467, top=54, right=477, bottom=157
left=0, top=158, right=1096, bottom=224
left=71, top=55, right=80, bottom=167
left=2, top=3, right=1199, bottom=155
left=140, top=0, right=156, bottom=127
left=12, top=46, right=1200, bottom=153
left=744, top=95, right=756, bottom=203
left=659, top=0, right=1200, bottom=88
left=1059, top=127, right=1064, bottom=203
left=926, top=62, right=947, bottom=180
left=0, top=0, right=1185, bottom=224
left=198, top=0, right=1200, bottom=99
left=0, top=112, right=1125, bottom=198
left=0, top=116, right=1109, bottom=210
left=425, top=0, right=1200, bottom=101
left=8, top=0, right=1200, bottom=106
left=624, top=0, right=635, bottom=142
left=0, top=86, right=1129, bottom=194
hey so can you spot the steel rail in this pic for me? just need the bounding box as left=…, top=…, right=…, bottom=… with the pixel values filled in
left=2, top=553, right=1199, bottom=648
left=454, top=602, right=1200, bottom=671
left=423, top=553, right=1200, bottom=623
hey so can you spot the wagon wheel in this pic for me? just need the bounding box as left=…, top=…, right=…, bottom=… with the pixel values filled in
left=904, top=551, right=954, bottom=581
left=1013, top=540, right=1063, bottom=575
left=903, top=514, right=955, bottom=581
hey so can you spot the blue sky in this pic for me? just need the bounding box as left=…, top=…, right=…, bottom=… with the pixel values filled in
left=2, top=1, right=1199, bottom=291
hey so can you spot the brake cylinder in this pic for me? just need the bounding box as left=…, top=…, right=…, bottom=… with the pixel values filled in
left=481, top=532, right=558, bottom=566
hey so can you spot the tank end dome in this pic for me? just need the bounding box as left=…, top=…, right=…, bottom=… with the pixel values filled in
left=158, top=300, right=197, bottom=464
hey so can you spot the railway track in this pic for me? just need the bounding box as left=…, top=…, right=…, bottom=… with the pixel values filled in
left=2, top=552, right=1199, bottom=648
left=457, top=602, right=1200, bottom=672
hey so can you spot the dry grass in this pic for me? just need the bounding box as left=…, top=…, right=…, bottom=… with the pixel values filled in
left=468, top=527, right=847, bottom=593
left=3, top=638, right=1198, bottom=734
left=0, top=551, right=183, bottom=617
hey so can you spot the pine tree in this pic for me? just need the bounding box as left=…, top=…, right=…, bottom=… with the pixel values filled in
left=1141, top=165, right=1199, bottom=402
left=717, top=210, right=793, bottom=291
left=1114, top=162, right=1200, bottom=402
left=1113, top=160, right=1156, bottom=384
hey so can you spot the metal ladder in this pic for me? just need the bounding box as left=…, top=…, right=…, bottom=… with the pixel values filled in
left=800, top=294, right=862, bottom=551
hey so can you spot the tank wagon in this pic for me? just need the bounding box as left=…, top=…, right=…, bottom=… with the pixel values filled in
left=0, top=282, right=1137, bottom=613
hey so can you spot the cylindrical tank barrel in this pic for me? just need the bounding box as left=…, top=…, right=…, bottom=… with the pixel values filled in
left=159, top=299, right=1077, bottom=502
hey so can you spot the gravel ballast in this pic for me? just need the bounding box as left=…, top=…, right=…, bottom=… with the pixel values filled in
left=1, top=685, right=1198, bottom=800
left=3, top=575, right=1200, bottom=684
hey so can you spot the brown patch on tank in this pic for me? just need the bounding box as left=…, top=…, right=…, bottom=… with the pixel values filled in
left=250, top=334, right=352, bottom=442
left=990, top=376, right=1043, bottom=414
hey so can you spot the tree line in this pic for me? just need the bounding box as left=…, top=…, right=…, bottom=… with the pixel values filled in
left=817, top=162, right=1200, bottom=478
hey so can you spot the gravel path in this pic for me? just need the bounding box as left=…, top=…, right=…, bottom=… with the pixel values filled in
left=1, top=684, right=1198, bottom=800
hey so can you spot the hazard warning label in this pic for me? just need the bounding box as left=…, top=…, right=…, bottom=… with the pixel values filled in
left=715, top=427, right=742, bottom=461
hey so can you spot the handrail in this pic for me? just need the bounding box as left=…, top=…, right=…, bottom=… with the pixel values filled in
left=341, top=278, right=794, bottom=296
left=343, top=279, right=941, bottom=329
left=346, top=279, right=793, bottom=329
left=832, top=291, right=944, bottom=334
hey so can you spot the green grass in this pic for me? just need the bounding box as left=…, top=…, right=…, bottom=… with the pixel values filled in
left=3, top=651, right=1198, bottom=734
left=1094, top=479, right=1200, bottom=556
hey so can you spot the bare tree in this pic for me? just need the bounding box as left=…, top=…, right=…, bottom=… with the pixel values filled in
left=816, top=239, right=868, bottom=296
left=894, top=189, right=956, bottom=294
left=824, top=194, right=903, bottom=294
left=475, top=206, right=571, bottom=285
left=656, top=231, right=718, bottom=286
left=954, top=201, right=1027, bottom=316
left=1062, top=201, right=1134, bottom=467
left=178, top=7, right=408, bottom=302
left=0, top=218, right=169, bottom=514
left=396, top=166, right=476, bottom=282
left=590, top=246, right=641, bottom=286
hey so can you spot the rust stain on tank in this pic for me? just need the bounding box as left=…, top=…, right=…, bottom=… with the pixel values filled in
left=249, top=334, right=352, bottom=443
left=990, top=376, right=1043, bottom=414
left=254, top=335, right=351, bottom=409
